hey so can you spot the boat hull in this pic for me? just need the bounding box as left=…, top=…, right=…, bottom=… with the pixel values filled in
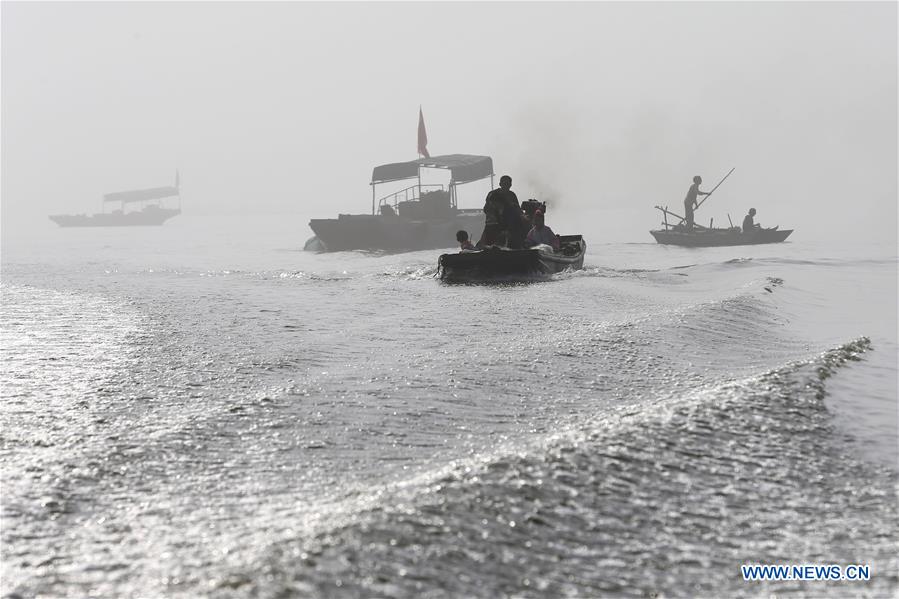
left=649, top=227, right=793, bottom=247
left=309, top=211, right=485, bottom=252
left=438, top=235, right=586, bottom=282
left=49, top=208, right=181, bottom=227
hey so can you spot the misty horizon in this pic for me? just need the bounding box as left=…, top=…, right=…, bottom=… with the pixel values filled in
left=3, top=1, right=897, bottom=244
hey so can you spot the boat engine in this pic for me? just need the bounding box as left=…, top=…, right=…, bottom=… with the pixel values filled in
left=520, top=199, right=547, bottom=218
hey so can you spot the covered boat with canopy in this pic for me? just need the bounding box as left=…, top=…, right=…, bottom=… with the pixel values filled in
left=307, top=154, right=493, bottom=252
left=49, top=172, right=182, bottom=227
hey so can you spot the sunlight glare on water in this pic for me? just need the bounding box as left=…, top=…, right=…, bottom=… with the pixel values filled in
left=1, top=217, right=896, bottom=598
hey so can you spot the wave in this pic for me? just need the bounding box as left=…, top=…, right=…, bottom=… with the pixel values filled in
left=700, top=255, right=898, bottom=270
left=557, top=265, right=663, bottom=279
left=216, top=338, right=897, bottom=598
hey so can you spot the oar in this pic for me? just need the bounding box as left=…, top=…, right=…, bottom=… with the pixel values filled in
left=696, top=167, right=735, bottom=211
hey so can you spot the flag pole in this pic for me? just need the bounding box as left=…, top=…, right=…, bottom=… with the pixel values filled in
left=417, top=106, right=423, bottom=199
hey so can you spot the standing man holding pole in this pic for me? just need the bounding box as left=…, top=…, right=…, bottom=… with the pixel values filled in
left=684, top=175, right=710, bottom=229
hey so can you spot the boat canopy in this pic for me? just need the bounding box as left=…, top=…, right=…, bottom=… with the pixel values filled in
left=371, top=154, right=493, bottom=185
left=104, top=186, right=179, bottom=204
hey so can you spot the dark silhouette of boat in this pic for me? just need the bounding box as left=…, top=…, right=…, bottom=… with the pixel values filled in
left=437, top=235, right=586, bottom=282
left=649, top=205, right=793, bottom=247
left=307, top=154, right=492, bottom=252
left=650, top=225, right=793, bottom=247
left=49, top=174, right=181, bottom=228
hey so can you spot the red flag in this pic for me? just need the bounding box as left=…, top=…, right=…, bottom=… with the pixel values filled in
left=417, top=107, right=430, bottom=158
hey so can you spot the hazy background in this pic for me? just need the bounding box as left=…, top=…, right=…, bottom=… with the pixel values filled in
left=2, top=1, right=896, bottom=244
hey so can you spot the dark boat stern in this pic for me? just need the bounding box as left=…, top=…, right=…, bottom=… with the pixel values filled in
left=438, top=235, right=586, bottom=282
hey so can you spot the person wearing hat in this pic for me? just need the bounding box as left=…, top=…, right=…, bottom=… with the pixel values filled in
left=524, top=210, right=560, bottom=251
left=742, top=208, right=761, bottom=233
left=683, top=175, right=710, bottom=229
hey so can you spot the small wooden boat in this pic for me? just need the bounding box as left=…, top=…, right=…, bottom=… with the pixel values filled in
left=437, top=235, right=586, bottom=281
left=650, top=225, right=793, bottom=247
left=650, top=204, right=792, bottom=247
left=649, top=169, right=794, bottom=247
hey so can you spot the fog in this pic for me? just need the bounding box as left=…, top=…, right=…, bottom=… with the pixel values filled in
left=2, top=1, right=896, bottom=244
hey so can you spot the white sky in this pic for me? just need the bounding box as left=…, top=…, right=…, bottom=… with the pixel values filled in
left=2, top=1, right=896, bottom=242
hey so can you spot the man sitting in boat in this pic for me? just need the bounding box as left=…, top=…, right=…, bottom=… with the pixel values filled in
left=742, top=208, right=761, bottom=233
left=456, top=230, right=477, bottom=251
left=684, top=175, right=710, bottom=229
left=524, top=210, right=560, bottom=251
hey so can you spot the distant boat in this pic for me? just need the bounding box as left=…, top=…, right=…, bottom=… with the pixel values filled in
left=307, top=154, right=491, bottom=252
left=650, top=205, right=793, bottom=246
left=648, top=169, right=794, bottom=247
left=649, top=225, right=793, bottom=247
left=49, top=173, right=181, bottom=228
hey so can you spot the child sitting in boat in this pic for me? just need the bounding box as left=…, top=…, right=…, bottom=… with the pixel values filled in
left=456, top=230, right=477, bottom=251
left=524, top=211, right=560, bottom=251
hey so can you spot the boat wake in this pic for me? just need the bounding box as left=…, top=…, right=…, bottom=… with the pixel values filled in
left=3, top=245, right=894, bottom=599
left=218, top=338, right=897, bottom=599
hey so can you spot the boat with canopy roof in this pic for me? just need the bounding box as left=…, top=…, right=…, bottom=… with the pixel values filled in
left=307, top=154, right=492, bottom=252
left=49, top=173, right=181, bottom=227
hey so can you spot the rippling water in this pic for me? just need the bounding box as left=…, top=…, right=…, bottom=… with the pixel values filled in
left=1, top=215, right=897, bottom=598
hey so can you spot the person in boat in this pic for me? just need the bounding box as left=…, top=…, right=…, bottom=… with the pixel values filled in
left=499, top=178, right=526, bottom=249
left=742, top=208, right=761, bottom=233
left=684, top=175, right=710, bottom=229
left=524, top=210, right=560, bottom=251
left=477, top=175, right=512, bottom=247
left=456, top=230, right=476, bottom=251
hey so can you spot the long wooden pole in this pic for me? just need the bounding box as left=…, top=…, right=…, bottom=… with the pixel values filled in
left=654, top=206, right=711, bottom=230
left=696, top=167, right=735, bottom=211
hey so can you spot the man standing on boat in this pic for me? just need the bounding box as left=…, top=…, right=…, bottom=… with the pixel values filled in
left=684, top=175, right=710, bottom=229
left=478, top=175, right=520, bottom=247
left=501, top=179, right=526, bottom=249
